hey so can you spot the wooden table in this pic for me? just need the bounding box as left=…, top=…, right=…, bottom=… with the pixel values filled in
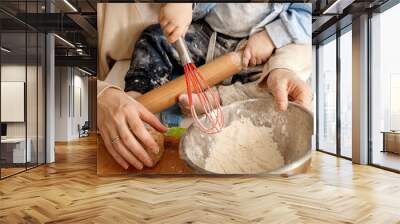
left=1, top=138, right=32, bottom=165
left=97, top=135, right=193, bottom=176
left=382, top=131, right=400, bottom=154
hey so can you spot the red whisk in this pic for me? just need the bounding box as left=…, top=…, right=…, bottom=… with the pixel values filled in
left=175, top=37, right=224, bottom=134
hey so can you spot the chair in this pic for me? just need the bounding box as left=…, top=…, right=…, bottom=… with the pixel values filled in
left=79, top=121, right=90, bottom=138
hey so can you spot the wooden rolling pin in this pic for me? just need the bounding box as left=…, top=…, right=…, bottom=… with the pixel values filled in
left=136, top=51, right=243, bottom=113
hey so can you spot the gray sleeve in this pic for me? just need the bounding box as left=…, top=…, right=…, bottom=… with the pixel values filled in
left=192, top=3, right=216, bottom=21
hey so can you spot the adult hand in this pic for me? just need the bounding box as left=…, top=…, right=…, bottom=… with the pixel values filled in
left=159, top=3, right=193, bottom=44
left=97, top=88, right=167, bottom=169
left=243, top=30, right=275, bottom=68
left=265, top=69, right=312, bottom=112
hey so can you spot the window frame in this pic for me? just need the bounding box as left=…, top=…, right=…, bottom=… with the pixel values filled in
left=367, top=1, right=400, bottom=173
left=315, top=24, right=353, bottom=161
left=0, top=0, right=48, bottom=180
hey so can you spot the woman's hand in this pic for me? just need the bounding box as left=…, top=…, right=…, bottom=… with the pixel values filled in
left=264, top=68, right=312, bottom=112
left=97, top=88, right=168, bottom=169
left=159, top=3, right=193, bottom=43
left=243, top=31, right=275, bottom=68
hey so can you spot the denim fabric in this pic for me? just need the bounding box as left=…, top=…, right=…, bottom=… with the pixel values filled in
left=193, top=3, right=311, bottom=48
left=125, top=21, right=257, bottom=94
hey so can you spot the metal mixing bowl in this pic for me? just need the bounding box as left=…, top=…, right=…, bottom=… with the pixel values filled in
left=179, top=95, right=314, bottom=176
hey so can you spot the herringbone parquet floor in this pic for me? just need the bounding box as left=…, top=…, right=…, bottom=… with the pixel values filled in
left=1, top=135, right=400, bottom=224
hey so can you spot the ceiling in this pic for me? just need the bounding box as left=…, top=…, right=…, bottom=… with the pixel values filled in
left=312, top=0, right=391, bottom=44
left=0, top=0, right=97, bottom=74
left=0, top=0, right=97, bottom=14
left=1, top=32, right=45, bottom=65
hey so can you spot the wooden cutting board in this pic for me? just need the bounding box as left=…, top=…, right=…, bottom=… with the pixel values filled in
left=97, top=134, right=310, bottom=177
left=97, top=134, right=193, bottom=176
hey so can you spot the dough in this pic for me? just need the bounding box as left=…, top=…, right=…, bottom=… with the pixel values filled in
left=145, top=127, right=165, bottom=167
left=204, top=117, right=284, bottom=174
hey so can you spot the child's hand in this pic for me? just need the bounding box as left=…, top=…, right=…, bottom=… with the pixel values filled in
left=159, top=3, right=193, bottom=44
left=243, top=31, right=275, bottom=68
left=178, top=88, right=221, bottom=116
left=264, top=68, right=312, bottom=112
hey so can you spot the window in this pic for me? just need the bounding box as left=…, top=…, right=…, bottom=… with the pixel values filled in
left=312, top=46, right=317, bottom=150
left=0, top=1, right=47, bottom=179
left=339, top=28, right=352, bottom=158
left=317, top=37, right=337, bottom=154
left=370, top=3, right=400, bottom=171
left=389, top=75, right=400, bottom=130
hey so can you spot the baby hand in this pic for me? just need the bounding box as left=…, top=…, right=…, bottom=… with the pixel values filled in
left=264, top=69, right=312, bottom=112
left=178, top=90, right=221, bottom=116
left=159, top=3, right=192, bottom=44
left=243, top=31, right=275, bottom=68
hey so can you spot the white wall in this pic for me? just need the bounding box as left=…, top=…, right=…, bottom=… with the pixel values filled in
left=1, top=65, right=26, bottom=138
left=72, top=73, right=89, bottom=138
left=55, top=66, right=70, bottom=141
left=1, top=82, right=24, bottom=122
left=54, top=67, right=89, bottom=141
left=1, top=64, right=46, bottom=164
left=1, top=65, right=42, bottom=138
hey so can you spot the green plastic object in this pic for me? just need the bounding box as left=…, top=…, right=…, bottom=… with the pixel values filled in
left=165, top=127, right=186, bottom=138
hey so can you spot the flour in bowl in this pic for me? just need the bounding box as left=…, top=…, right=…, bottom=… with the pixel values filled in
left=205, top=117, right=284, bottom=174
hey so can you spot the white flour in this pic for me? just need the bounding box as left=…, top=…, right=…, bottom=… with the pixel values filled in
left=205, top=117, right=284, bottom=174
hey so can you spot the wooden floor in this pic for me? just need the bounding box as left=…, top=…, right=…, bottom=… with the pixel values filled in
left=1, top=136, right=400, bottom=223
left=1, top=167, right=26, bottom=178
left=372, top=150, right=400, bottom=171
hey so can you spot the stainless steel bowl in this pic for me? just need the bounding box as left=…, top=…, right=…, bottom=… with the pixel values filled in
left=179, top=95, right=314, bottom=176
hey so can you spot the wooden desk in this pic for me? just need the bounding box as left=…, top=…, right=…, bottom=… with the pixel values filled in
left=382, top=131, right=400, bottom=154
left=1, top=138, right=32, bottom=167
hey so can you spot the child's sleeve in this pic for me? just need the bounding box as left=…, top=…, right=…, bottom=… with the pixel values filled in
left=265, top=3, right=312, bottom=48
left=262, top=44, right=312, bottom=82
left=217, top=44, right=312, bottom=107
left=192, top=3, right=216, bottom=21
